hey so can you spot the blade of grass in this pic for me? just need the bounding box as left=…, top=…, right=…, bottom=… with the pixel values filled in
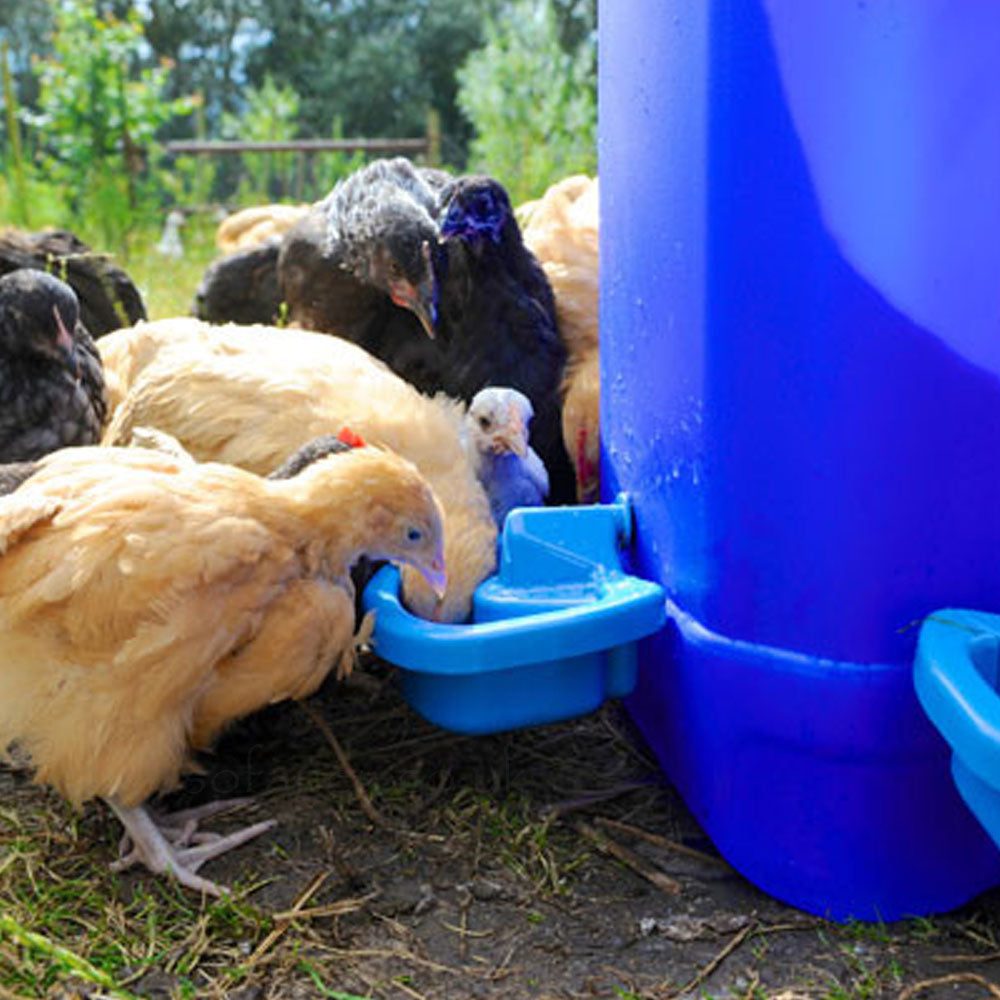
left=0, top=913, right=132, bottom=998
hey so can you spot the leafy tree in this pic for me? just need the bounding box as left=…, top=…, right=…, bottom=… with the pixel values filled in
left=3, top=0, right=594, bottom=219
left=0, top=0, right=52, bottom=201
left=221, top=74, right=300, bottom=200
left=247, top=0, right=500, bottom=165
left=140, top=0, right=268, bottom=133
left=0, top=0, right=51, bottom=105
left=5, top=0, right=553, bottom=194
left=550, top=0, right=597, bottom=64
left=457, top=0, right=596, bottom=203
left=28, top=1, right=195, bottom=250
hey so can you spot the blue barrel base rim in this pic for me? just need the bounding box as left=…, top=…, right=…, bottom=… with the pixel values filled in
left=626, top=600, right=1000, bottom=922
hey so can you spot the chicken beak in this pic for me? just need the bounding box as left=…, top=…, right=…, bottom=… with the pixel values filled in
left=492, top=429, right=527, bottom=458
left=52, top=305, right=78, bottom=377
left=389, top=275, right=437, bottom=340
left=412, top=283, right=437, bottom=340
left=493, top=409, right=527, bottom=457
left=388, top=242, right=438, bottom=339
left=419, top=556, right=448, bottom=601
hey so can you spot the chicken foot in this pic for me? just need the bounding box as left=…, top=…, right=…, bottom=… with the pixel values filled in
left=115, top=798, right=260, bottom=854
left=105, top=797, right=276, bottom=896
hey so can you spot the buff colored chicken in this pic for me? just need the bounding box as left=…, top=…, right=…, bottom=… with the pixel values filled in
left=99, top=318, right=497, bottom=622
left=521, top=175, right=600, bottom=503
left=0, top=442, right=445, bottom=895
left=215, top=203, right=310, bottom=253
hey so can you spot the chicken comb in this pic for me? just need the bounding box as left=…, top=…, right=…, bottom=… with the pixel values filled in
left=337, top=426, right=367, bottom=449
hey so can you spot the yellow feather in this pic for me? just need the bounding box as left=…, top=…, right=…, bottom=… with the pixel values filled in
left=0, top=444, right=444, bottom=808
left=99, top=320, right=497, bottom=621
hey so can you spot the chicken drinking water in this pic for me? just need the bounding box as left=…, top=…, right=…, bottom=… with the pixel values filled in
left=0, top=442, right=445, bottom=895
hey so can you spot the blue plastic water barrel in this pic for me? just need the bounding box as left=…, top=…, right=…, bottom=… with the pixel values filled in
left=600, top=0, right=1000, bottom=919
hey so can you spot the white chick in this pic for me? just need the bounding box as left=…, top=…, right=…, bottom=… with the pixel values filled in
left=462, top=387, right=549, bottom=527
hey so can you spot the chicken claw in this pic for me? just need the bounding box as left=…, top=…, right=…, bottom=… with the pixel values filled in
left=105, top=797, right=276, bottom=897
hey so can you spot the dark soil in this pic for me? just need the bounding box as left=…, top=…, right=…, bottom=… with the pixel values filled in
left=4, top=654, right=1000, bottom=999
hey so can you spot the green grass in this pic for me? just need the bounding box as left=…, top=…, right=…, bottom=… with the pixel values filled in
left=0, top=165, right=252, bottom=322
left=118, top=212, right=221, bottom=320
left=439, top=787, right=584, bottom=894
left=0, top=790, right=274, bottom=998
left=298, top=959, right=369, bottom=999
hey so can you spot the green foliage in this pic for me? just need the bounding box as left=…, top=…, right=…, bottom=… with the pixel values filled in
left=4, top=0, right=535, bottom=206
left=126, top=213, right=221, bottom=320
left=457, top=0, right=596, bottom=204
left=0, top=0, right=53, bottom=108
left=297, top=961, right=369, bottom=1000
left=26, top=0, right=194, bottom=251
left=1, top=0, right=598, bottom=290
left=246, top=0, right=499, bottom=166
left=315, top=116, right=367, bottom=194
left=0, top=172, right=68, bottom=229
left=221, top=74, right=300, bottom=200
left=161, top=153, right=216, bottom=209
left=0, top=36, right=29, bottom=225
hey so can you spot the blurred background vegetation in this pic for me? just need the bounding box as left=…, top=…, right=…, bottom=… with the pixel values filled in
left=0, top=0, right=595, bottom=314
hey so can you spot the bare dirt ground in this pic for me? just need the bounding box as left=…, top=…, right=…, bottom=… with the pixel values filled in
left=3, top=654, right=1000, bottom=1000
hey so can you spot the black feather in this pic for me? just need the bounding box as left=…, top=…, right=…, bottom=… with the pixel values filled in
left=0, top=460, right=41, bottom=496
left=193, top=238, right=283, bottom=325
left=266, top=434, right=353, bottom=480
left=0, top=228, right=146, bottom=336
left=0, top=270, right=108, bottom=463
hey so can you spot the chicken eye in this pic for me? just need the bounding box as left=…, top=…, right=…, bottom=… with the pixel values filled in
left=388, top=260, right=403, bottom=279
left=406, top=527, right=423, bottom=543
left=477, top=415, right=491, bottom=430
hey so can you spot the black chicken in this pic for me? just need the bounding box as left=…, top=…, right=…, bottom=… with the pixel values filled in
left=278, top=157, right=447, bottom=344
left=0, top=270, right=109, bottom=463
left=433, top=175, right=573, bottom=502
left=193, top=237, right=283, bottom=325
left=0, top=228, right=146, bottom=336
left=276, top=161, right=573, bottom=500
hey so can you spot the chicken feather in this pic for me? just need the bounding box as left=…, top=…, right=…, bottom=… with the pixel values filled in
left=0, top=270, right=109, bottom=463
left=0, top=444, right=445, bottom=828
left=100, top=319, right=496, bottom=621
left=522, top=176, right=600, bottom=502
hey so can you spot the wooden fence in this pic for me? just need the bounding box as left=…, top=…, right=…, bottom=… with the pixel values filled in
left=165, top=137, right=430, bottom=157
left=165, top=113, right=441, bottom=200
left=166, top=108, right=441, bottom=164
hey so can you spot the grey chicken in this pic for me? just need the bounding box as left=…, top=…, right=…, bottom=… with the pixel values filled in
left=0, top=228, right=146, bottom=336
left=0, top=269, right=108, bottom=462
left=193, top=238, right=283, bottom=326
left=461, top=387, right=549, bottom=527
left=278, top=157, right=448, bottom=344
